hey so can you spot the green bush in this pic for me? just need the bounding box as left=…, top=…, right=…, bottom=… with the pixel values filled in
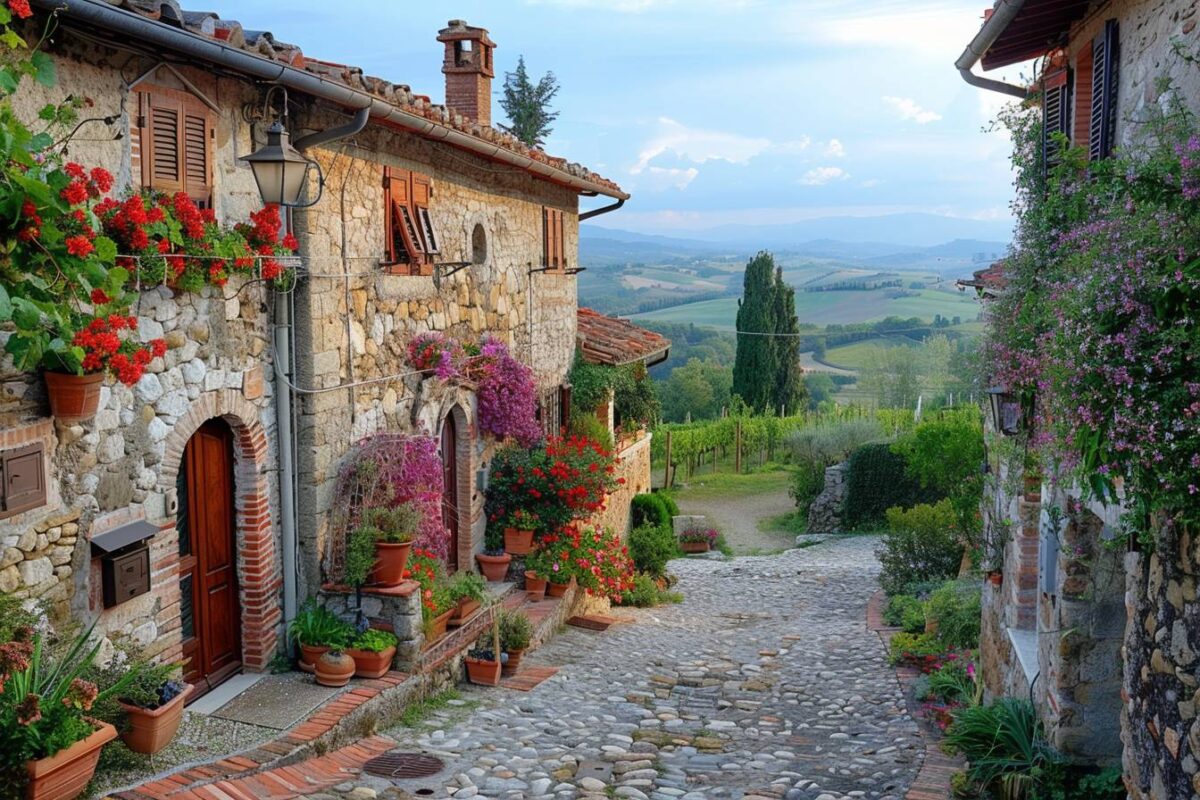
left=617, top=573, right=683, bottom=608
left=945, top=698, right=1055, bottom=793
left=844, top=442, right=940, bottom=529
left=887, top=631, right=945, bottom=665
left=893, top=413, right=985, bottom=541
left=786, top=419, right=883, bottom=514
left=884, top=594, right=927, bottom=634
left=790, top=461, right=826, bottom=514
left=877, top=500, right=964, bottom=595
left=631, top=493, right=673, bottom=530
left=924, top=659, right=976, bottom=706
left=926, top=580, right=982, bottom=649
left=659, top=493, right=680, bottom=517
left=568, top=411, right=614, bottom=452
left=628, top=522, right=679, bottom=577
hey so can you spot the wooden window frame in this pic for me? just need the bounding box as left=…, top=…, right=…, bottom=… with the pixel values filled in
left=542, top=207, right=566, bottom=273
left=134, top=86, right=215, bottom=208
left=383, top=166, right=439, bottom=276
left=0, top=442, right=47, bottom=520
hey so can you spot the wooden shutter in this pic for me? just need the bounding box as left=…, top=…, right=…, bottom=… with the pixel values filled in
left=543, top=207, right=565, bottom=272
left=383, top=167, right=435, bottom=275
left=1089, top=20, right=1119, bottom=161
left=1072, top=40, right=1093, bottom=148
left=183, top=110, right=213, bottom=207
left=1042, top=69, right=1070, bottom=172
left=0, top=443, right=46, bottom=520
left=139, top=88, right=214, bottom=205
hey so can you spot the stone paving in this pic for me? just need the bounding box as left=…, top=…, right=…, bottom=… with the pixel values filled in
left=303, top=535, right=923, bottom=800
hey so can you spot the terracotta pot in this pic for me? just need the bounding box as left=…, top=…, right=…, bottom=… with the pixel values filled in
left=314, top=650, right=356, bottom=687
left=448, top=597, right=480, bottom=627
left=345, top=646, right=397, bottom=679
left=987, top=572, right=1004, bottom=587
left=476, top=552, right=512, bottom=582
left=504, top=527, right=535, bottom=555
left=524, top=571, right=547, bottom=600
left=43, top=371, right=104, bottom=422
left=426, top=608, right=453, bottom=643
left=298, top=643, right=329, bottom=673
left=546, top=579, right=571, bottom=598
left=25, top=720, right=116, bottom=800
left=117, top=683, right=194, bottom=755
left=681, top=541, right=710, bottom=553
left=370, top=540, right=413, bottom=586
left=464, top=656, right=502, bottom=686
left=502, top=648, right=526, bottom=677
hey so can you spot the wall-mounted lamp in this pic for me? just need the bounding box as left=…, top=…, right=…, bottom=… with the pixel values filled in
left=986, top=386, right=1023, bottom=436
left=245, top=120, right=325, bottom=208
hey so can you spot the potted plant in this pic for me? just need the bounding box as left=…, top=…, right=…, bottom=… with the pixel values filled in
left=679, top=527, right=718, bottom=554
left=447, top=572, right=488, bottom=626
left=344, top=504, right=419, bottom=589
left=477, top=526, right=512, bottom=582
left=0, top=621, right=138, bottom=800
left=407, top=331, right=465, bottom=378
left=423, top=585, right=455, bottom=644
left=288, top=600, right=353, bottom=673
left=537, top=537, right=575, bottom=597
left=464, top=620, right=503, bottom=686
left=503, top=509, right=538, bottom=555
left=115, top=662, right=192, bottom=755
left=499, top=609, right=533, bottom=677
left=314, top=649, right=356, bottom=687
left=345, top=629, right=399, bottom=679
left=523, top=547, right=551, bottom=600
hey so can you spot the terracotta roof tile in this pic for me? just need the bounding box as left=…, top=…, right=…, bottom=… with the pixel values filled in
left=956, top=261, right=1007, bottom=297
left=577, top=308, right=671, bottom=367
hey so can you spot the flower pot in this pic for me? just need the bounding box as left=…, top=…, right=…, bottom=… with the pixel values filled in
left=524, top=571, right=547, bottom=600
left=314, top=651, right=356, bottom=687
left=425, top=608, right=453, bottom=644
left=681, top=541, right=710, bottom=553
left=370, top=540, right=413, bottom=587
left=464, top=656, right=502, bottom=686
left=448, top=597, right=480, bottom=627
left=43, top=371, right=104, bottom=422
left=504, top=527, right=535, bottom=555
left=987, top=572, right=1003, bottom=587
left=117, top=683, right=194, bottom=755
left=346, top=646, right=397, bottom=679
left=476, top=552, right=512, bottom=582
left=502, top=648, right=526, bottom=677
left=546, top=579, right=571, bottom=598
left=298, top=643, right=329, bottom=673
left=25, top=720, right=116, bottom=800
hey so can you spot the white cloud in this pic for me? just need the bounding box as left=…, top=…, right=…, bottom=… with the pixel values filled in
left=800, top=166, right=849, bottom=186
left=824, top=138, right=846, bottom=157
left=631, top=117, right=772, bottom=174
left=882, top=96, right=943, bottom=124
left=642, top=166, right=700, bottom=191
left=773, top=136, right=812, bottom=154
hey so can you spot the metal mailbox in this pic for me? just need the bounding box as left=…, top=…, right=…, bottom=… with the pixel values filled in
left=91, top=520, right=157, bottom=609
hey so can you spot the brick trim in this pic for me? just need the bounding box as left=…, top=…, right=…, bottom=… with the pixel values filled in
left=440, top=403, right=475, bottom=572
left=158, top=389, right=280, bottom=671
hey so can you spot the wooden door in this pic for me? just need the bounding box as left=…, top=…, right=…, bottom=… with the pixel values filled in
left=440, top=416, right=460, bottom=571
left=179, top=419, right=241, bottom=697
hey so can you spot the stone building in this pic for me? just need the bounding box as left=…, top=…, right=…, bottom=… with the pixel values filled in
left=958, top=1, right=1200, bottom=796
left=2, top=0, right=651, bottom=699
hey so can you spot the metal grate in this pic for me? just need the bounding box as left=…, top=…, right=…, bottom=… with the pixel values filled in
left=361, top=752, right=445, bottom=780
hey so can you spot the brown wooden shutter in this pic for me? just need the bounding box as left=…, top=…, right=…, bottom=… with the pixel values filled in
left=138, top=88, right=214, bottom=205
left=183, top=109, right=213, bottom=207
left=0, top=443, right=46, bottom=520
left=1042, top=69, right=1070, bottom=173
left=555, top=210, right=566, bottom=269
left=1089, top=20, right=1119, bottom=161
left=145, top=93, right=184, bottom=193
left=383, top=166, right=432, bottom=275
left=1072, top=40, right=1093, bottom=149
left=543, top=207, right=565, bottom=271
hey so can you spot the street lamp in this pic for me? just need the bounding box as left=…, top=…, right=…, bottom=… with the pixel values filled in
left=986, top=386, right=1022, bottom=436
left=244, top=120, right=324, bottom=208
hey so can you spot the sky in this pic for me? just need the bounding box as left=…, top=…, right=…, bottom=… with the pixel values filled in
left=201, top=0, right=1028, bottom=237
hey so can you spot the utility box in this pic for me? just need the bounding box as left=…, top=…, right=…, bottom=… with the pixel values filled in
left=91, top=520, right=157, bottom=609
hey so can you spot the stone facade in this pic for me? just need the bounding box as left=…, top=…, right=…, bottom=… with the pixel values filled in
left=587, top=434, right=652, bottom=540
left=806, top=463, right=848, bottom=534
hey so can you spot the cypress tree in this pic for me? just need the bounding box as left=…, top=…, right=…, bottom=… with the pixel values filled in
left=771, top=267, right=806, bottom=415
left=732, top=251, right=779, bottom=412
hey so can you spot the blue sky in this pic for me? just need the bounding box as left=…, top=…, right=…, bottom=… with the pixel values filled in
left=203, top=0, right=1027, bottom=236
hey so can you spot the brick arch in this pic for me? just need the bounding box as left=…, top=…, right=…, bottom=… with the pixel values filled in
left=438, top=402, right=476, bottom=572
left=160, top=389, right=280, bottom=672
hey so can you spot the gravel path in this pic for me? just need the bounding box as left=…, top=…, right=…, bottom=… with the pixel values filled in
left=304, top=536, right=922, bottom=800
left=675, top=486, right=798, bottom=555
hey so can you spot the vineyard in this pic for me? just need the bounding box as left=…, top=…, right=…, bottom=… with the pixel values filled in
left=650, top=406, right=918, bottom=486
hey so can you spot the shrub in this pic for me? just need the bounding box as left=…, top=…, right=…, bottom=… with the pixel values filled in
left=888, top=632, right=943, bottom=666
left=568, top=412, right=614, bottom=452
left=844, top=442, right=940, bottom=529
left=877, top=500, right=964, bottom=595
left=498, top=609, right=533, bottom=652
left=926, top=580, right=982, bottom=649
left=617, top=573, right=683, bottom=608
left=945, top=698, right=1055, bottom=793
left=786, top=420, right=883, bottom=514
left=893, top=413, right=985, bottom=541
left=790, top=461, right=826, bottom=514
left=628, top=523, right=679, bottom=577
left=884, top=594, right=926, bottom=634
left=924, top=659, right=977, bottom=706
left=631, top=493, right=673, bottom=530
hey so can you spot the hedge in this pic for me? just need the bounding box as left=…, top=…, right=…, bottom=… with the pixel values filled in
left=843, top=442, right=941, bottom=529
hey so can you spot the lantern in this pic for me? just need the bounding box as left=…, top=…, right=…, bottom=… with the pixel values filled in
left=986, top=386, right=1022, bottom=436
left=245, top=121, right=322, bottom=207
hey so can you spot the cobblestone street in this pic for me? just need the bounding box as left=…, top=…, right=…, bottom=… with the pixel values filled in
left=304, top=536, right=922, bottom=800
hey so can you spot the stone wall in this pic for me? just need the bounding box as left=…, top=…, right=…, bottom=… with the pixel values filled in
left=806, top=463, right=847, bottom=534
left=586, top=433, right=652, bottom=541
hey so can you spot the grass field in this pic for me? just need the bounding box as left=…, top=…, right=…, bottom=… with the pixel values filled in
left=822, top=335, right=924, bottom=370
left=631, top=286, right=982, bottom=330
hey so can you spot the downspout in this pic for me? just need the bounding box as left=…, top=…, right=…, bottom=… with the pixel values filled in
left=580, top=197, right=625, bottom=221
left=276, top=110, right=369, bottom=645
left=954, top=0, right=1033, bottom=98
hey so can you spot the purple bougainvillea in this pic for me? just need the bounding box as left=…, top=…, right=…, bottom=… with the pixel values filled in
left=473, top=337, right=542, bottom=447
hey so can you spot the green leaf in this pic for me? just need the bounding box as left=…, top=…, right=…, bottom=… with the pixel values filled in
left=37, top=103, right=57, bottom=122
left=30, top=52, right=56, bottom=89
left=92, top=236, right=117, bottom=264
left=0, top=7, right=11, bottom=26
left=11, top=297, right=42, bottom=330
left=0, top=283, right=10, bottom=321
left=0, top=30, right=23, bottom=51
left=108, top=265, right=129, bottom=291
left=0, top=66, right=20, bottom=96
left=28, top=132, right=52, bottom=151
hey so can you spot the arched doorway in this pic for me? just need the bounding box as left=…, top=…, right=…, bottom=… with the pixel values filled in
left=440, top=414, right=460, bottom=571
left=178, top=418, right=242, bottom=695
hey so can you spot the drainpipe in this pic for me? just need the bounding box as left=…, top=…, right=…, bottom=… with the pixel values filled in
left=954, top=0, right=1033, bottom=98
left=275, top=108, right=370, bottom=642
left=580, top=197, right=625, bottom=221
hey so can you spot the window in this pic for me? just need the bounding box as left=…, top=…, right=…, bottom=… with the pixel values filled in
left=0, top=443, right=46, bottom=520
left=135, top=88, right=214, bottom=208
left=471, top=223, right=488, bottom=265
left=384, top=167, right=441, bottom=276
left=1042, top=69, right=1070, bottom=172
left=542, top=207, right=566, bottom=272
left=1089, top=20, right=1119, bottom=161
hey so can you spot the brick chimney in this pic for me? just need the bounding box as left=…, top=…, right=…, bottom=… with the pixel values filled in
left=437, top=20, right=496, bottom=127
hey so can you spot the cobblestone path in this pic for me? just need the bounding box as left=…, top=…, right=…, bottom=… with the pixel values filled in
left=304, top=536, right=923, bottom=800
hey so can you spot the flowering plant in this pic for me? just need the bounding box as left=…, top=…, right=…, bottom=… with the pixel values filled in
left=506, top=508, right=539, bottom=531
left=472, top=337, right=542, bottom=446
left=407, top=331, right=465, bottom=378
left=532, top=526, right=634, bottom=601
left=679, top=527, right=719, bottom=546
left=404, top=548, right=454, bottom=621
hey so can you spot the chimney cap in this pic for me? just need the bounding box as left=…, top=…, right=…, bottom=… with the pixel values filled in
left=437, top=19, right=496, bottom=47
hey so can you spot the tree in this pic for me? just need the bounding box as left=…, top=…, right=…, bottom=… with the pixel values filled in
left=499, top=56, right=560, bottom=147
left=661, top=358, right=732, bottom=422
left=732, top=251, right=779, bottom=412
left=803, top=373, right=836, bottom=409
left=771, top=266, right=805, bottom=415
left=860, top=345, right=922, bottom=409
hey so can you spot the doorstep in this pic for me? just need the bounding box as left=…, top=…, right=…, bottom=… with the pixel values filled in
left=186, top=672, right=267, bottom=716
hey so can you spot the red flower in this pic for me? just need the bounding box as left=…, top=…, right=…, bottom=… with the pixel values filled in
left=90, top=289, right=111, bottom=304
left=64, top=162, right=86, bottom=179
left=8, top=0, right=31, bottom=18
left=90, top=167, right=114, bottom=194
left=66, top=235, right=95, bottom=258
left=60, top=181, right=89, bottom=205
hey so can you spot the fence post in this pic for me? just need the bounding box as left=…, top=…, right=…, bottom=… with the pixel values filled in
left=663, top=430, right=673, bottom=489
left=735, top=420, right=743, bottom=474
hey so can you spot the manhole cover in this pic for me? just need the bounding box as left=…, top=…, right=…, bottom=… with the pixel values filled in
left=362, top=752, right=445, bottom=780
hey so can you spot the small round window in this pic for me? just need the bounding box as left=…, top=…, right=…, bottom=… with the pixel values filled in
left=471, top=223, right=488, bottom=265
